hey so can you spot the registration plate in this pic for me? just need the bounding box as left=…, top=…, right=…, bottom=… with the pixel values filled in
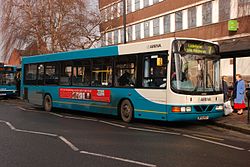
left=197, top=116, right=209, bottom=120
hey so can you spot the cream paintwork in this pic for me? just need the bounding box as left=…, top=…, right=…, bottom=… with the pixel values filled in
left=135, top=88, right=223, bottom=105
left=119, top=37, right=222, bottom=106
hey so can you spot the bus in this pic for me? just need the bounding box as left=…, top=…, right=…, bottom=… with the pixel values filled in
left=0, top=64, right=18, bottom=98
left=21, top=38, right=224, bottom=122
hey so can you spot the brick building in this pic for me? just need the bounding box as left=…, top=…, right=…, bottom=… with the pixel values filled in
left=99, top=0, right=250, bottom=87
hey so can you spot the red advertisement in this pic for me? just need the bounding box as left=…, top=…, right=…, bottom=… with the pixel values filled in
left=59, top=88, right=111, bottom=103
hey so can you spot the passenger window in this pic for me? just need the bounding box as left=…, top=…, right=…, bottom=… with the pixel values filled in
left=37, top=64, right=44, bottom=85
left=72, top=60, right=91, bottom=86
left=92, top=58, right=113, bottom=87
left=24, top=64, right=37, bottom=85
left=115, top=55, right=136, bottom=87
left=143, top=53, right=167, bottom=88
left=60, top=61, right=72, bottom=85
left=45, top=63, right=59, bottom=85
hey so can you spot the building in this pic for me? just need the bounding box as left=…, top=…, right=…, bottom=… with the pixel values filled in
left=7, top=42, right=47, bottom=67
left=99, top=0, right=250, bottom=88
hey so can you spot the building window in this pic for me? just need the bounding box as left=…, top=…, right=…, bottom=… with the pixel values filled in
left=188, top=7, right=196, bottom=28
left=135, top=23, right=141, bottom=40
left=153, top=18, right=160, bottom=36
left=175, top=11, right=183, bottom=31
left=238, top=0, right=250, bottom=17
left=164, top=15, right=170, bottom=33
left=219, top=0, right=230, bottom=21
left=202, top=2, right=212, bottom=25
left=144, top=0, right=149, bottom=7
left=106, top=6, right=111, bottom=21
left=114, top=30, right=119, bottom=44
left=119, top=1, right=124, bottom=16
left=144, top=21, right=150, bottom=38
left=127, top=26, right=133, bottom=42
left=153, top=0, right=159, bottom=4
left=107, top=32, right=113, bottom=45
left=120, top=28, right=124, bottom=43
left=127, top=0, right=132, bottom=14
left=135, top=0, right=140, bottom=11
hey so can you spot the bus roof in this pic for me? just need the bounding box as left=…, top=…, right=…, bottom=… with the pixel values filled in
left=22, top=37, right=217, bottom=64
left=22, top=45, right=118, bottom=64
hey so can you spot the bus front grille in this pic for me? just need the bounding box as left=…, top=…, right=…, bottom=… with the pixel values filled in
left=194, top=105, right=215, bottom=112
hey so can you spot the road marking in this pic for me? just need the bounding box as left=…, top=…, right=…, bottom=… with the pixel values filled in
left=99, top=120, right=125, bottom=128
left=183, top=134, right=245, bottom=151
left=192, top=134, right=224, bottom=141
left=17, top=107, right=27, bottom=111
left=128, top=127, right=181, bottom=135
left=80, top=150, right=156, bottom=167
left=0, top=121, right=16, bottom=130
left=64, top=115, right=98, bottom=122
left=59, top=136, right=79, bottom=152
left=144, top=126, right=166, bottom=131
left=14, top=129, right=58, bottom=137
left=5, top=122, right=16, bottom=130
left=49, top=112, right=64, bottom=118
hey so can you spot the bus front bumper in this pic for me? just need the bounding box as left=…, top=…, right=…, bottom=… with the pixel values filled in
left=167, top=111, right=224, bottom=122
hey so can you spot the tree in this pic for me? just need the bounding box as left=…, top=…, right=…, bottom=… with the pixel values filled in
left=0, top=0, right=104, bottom=61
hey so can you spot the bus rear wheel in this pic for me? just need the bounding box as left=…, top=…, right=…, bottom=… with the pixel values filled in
left=44, top=94, right=52, bottom=112
left=120, top=99, right=133, bottom=123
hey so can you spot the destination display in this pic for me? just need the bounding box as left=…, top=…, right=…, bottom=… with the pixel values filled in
left=183, top=42, right=217, bottom=55
left=175, top=40, right=219, bottom=55
left=59, top=88, right=111, bottom=103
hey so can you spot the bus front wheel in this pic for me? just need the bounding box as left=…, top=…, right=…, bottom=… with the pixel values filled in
left=44, top=94, right=52, bottom=112
left=120, top=99, right=133, bottom=123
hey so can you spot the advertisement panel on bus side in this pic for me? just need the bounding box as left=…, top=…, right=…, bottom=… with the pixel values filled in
left=59, top=88, right=111, bottom=103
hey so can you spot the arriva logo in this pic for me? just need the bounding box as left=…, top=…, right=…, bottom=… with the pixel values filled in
left=147, top=44, right=162, bottom=49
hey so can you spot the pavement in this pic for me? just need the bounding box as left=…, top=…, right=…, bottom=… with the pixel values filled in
left=212, top=109, right=250, bottom=135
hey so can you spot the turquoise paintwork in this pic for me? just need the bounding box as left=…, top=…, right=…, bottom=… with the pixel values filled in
left=22, top=46, right=118, bottom=64
left=23, top=85, right=223, bottom=121
left=21, top=45, right=223, bottom=122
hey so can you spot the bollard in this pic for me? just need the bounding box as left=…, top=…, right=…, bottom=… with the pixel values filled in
left=246, top=90, right=250, bottom=124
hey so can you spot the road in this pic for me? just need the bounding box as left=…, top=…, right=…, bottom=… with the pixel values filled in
left=0, top=99, right=250, bottom=167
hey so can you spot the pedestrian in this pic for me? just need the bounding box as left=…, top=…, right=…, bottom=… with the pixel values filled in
left=222, top=76, right=228, bottom=102
left=232, top=74, right=246, bottom=115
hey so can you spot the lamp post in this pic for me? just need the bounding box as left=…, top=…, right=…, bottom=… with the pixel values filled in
left=123, top=0, right=127, bottom=44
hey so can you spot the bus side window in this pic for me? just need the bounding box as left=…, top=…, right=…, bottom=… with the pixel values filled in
left=24, top=64, right=37, bottom=85
left=115, top=55, right=136, bottom=87
left=72, top=60, right=91, bottom=86
left=92, top=58, right=113, bottom=87
left=60, top=61, right=72, bottom=86
left=45, top=63, right=59, bottom=85
left=142, top=53, right=167, bottom=88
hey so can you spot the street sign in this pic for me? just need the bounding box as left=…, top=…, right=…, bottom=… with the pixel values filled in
left=228, top=20, right=238, bottom=31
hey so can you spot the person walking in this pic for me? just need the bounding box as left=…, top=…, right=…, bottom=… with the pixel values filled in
left=233, top=74, right=246, bottom=115
left=222, top=76, right=228, bottom=102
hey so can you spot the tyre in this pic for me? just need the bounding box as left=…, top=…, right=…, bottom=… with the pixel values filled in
left=120, top=99, right=134, bottom=123
left=44, top=94, right=52, bottom=112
